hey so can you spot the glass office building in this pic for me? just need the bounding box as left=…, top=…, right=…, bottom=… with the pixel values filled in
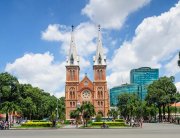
left=110, top=83, right=138, bottom=106
left=110, top=67, right=159, bottom=106
left=130, top=67, right=159, bottom=100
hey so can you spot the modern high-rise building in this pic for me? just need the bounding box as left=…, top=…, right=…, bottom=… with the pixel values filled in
left=110, top=83, right=138, bottom=106
left=110, top=67, right=159, bottom=106
left=130, top=67, right=159, bottom=100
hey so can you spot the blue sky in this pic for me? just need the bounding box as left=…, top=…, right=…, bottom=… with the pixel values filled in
left=0, top=0, right=180, bottom=97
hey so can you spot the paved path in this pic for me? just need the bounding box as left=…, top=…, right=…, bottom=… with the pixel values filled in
left=0, top=123, right=180, bottom=138
left=62, top=124, right=78, bottom=128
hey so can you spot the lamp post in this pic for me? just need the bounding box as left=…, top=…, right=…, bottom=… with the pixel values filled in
left=56, top=99, right=59, bottom=121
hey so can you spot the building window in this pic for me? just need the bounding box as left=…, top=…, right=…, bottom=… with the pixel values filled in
left=70, top=91, right=72, bottom=99
left=97, top=87, right=103, bottom=99
left=70, top=70, right=75, bottom=80
left=69, top=87, right=75, bottom=99
left=101, top=101, right=103, bottom=106
left=70, top=102, right=72, bottom=107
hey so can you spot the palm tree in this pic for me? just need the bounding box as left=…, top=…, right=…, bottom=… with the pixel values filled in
left=70, top=108, right=81, bottom=128
left=81, top=102, right=96, bottom=127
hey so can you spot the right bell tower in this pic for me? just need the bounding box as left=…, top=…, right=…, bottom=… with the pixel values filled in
left=93, top=25, right=109, bottom=117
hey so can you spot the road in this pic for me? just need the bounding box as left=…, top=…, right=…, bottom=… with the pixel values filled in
left=0, top=123, right=180, bottom=138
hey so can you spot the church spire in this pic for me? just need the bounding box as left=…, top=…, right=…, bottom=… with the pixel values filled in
left=93, top=25, right=106, bottom=65
left=67, top=25, right=79, bottom=66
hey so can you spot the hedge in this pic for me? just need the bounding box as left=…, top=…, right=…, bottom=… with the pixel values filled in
left=21, top=121, right=52, bottom=127
left=31, top=120, right=48, bottom=122
left=92, top=122, right=125, bottom=126
left=115, top=119, right=124, bottom=122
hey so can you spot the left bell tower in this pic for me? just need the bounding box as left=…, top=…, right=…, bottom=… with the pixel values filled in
left=65, top=25, right=80, bottom=119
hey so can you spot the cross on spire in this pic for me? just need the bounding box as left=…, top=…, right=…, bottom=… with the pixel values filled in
left=93, top=25, right=106, bottom=65
left=72, top=25, right=74, bottom=32
left=66, top=25, right=79, bottom=66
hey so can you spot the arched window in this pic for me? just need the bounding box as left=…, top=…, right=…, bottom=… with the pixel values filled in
left=97, top=70, right=103, bottom=80
left=70, top=70, right=75, bottom=80
left=98, top=91, right=100, bottom=98
left=97, top=87, right=103, bottom=99
left=101, top=91, right=103, bottom=98
left=70, top=91, right=72, bottom=99
left=70, top=102, right=72, bottom=107
left=69, top=87, right=75, bottom=99
left=73, top=91, right=75, bottom=99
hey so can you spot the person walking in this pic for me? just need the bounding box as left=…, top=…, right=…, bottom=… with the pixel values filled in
left=140, top=118, right=143, bottom=128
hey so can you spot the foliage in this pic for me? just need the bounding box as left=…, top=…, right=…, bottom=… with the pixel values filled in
left=64, top=120, right=70, bottom=124
left=115, top=119, right=124, bottom=122
left=108, top=109, right=118, bottom=120
left=0, top=72, right=65, bottom=121
left=117, top=93, right=142, bottom=119
left=21, top=121, right=52, bottom=127
left=95, top=114, right=102, bottom=122
left=146, top=76, right=177, bottom=122
left=81, top=102, right=96, bottom=127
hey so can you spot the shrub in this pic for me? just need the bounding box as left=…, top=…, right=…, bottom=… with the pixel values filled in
left=115, top=119, right=124, bottom=122
left=95, top=114, right=102, bottom=122
left=92, top=122, right=125, bottom=126
left=87, top=120, right=93, bottom=124
left=64, top=120, right=70, bottom=124
left=21, top=121, right=52, bottom=127
left=31, top=120, right=48, bottom=122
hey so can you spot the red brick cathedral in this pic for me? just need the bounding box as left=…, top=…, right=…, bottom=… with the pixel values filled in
left=65, top=25, right=109, bottom=119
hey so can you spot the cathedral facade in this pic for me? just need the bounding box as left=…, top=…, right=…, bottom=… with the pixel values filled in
left=65, top=25, right=109, bottom=119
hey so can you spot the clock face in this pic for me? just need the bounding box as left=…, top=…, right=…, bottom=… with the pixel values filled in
left=82, top=90, right=90, bottom=99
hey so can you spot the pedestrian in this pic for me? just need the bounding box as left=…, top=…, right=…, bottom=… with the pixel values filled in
left=140, top=118, right=143, bottom=128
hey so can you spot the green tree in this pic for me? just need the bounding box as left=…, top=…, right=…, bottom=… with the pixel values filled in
left=95, top=114, right=102, bottom=122
left=146, top=76, right=177, bottom=122
left=70, top=108, right=81, bottom=127
left=109, top=109, right=118, bottom=121
left=81, top=102, right=96, bottom=127
left=117, top=93, right=141, bottom=120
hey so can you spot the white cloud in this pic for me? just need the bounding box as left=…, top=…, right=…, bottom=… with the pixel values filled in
left=164, top=54, right=180, bottom=76
left=5, top=52, right=66, bottom=97
left=82, top=0, right=150, bottom=29
left=107, top=71, right=129, bottom=88
left=175, top=82, right=180, bottom=92
left=41, top=24, right=68, bottom=41
left=107, top=1, right=180, bottom=88
left=41, top=22, right=98, bottom=58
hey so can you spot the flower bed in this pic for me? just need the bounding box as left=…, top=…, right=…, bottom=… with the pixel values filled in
left=21, top=121, right=52, bottom=127
left=115, top=119, right=124, bottom=122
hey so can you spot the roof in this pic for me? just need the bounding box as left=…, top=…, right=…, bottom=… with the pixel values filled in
left=171, top=102, right=180, bottom=107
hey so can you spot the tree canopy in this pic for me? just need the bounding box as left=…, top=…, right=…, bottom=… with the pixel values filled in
left=0, top=72, right=65, bottom=121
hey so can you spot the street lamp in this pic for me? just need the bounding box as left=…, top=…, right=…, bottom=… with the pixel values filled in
left=56, top=99, right=59, bottom=121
